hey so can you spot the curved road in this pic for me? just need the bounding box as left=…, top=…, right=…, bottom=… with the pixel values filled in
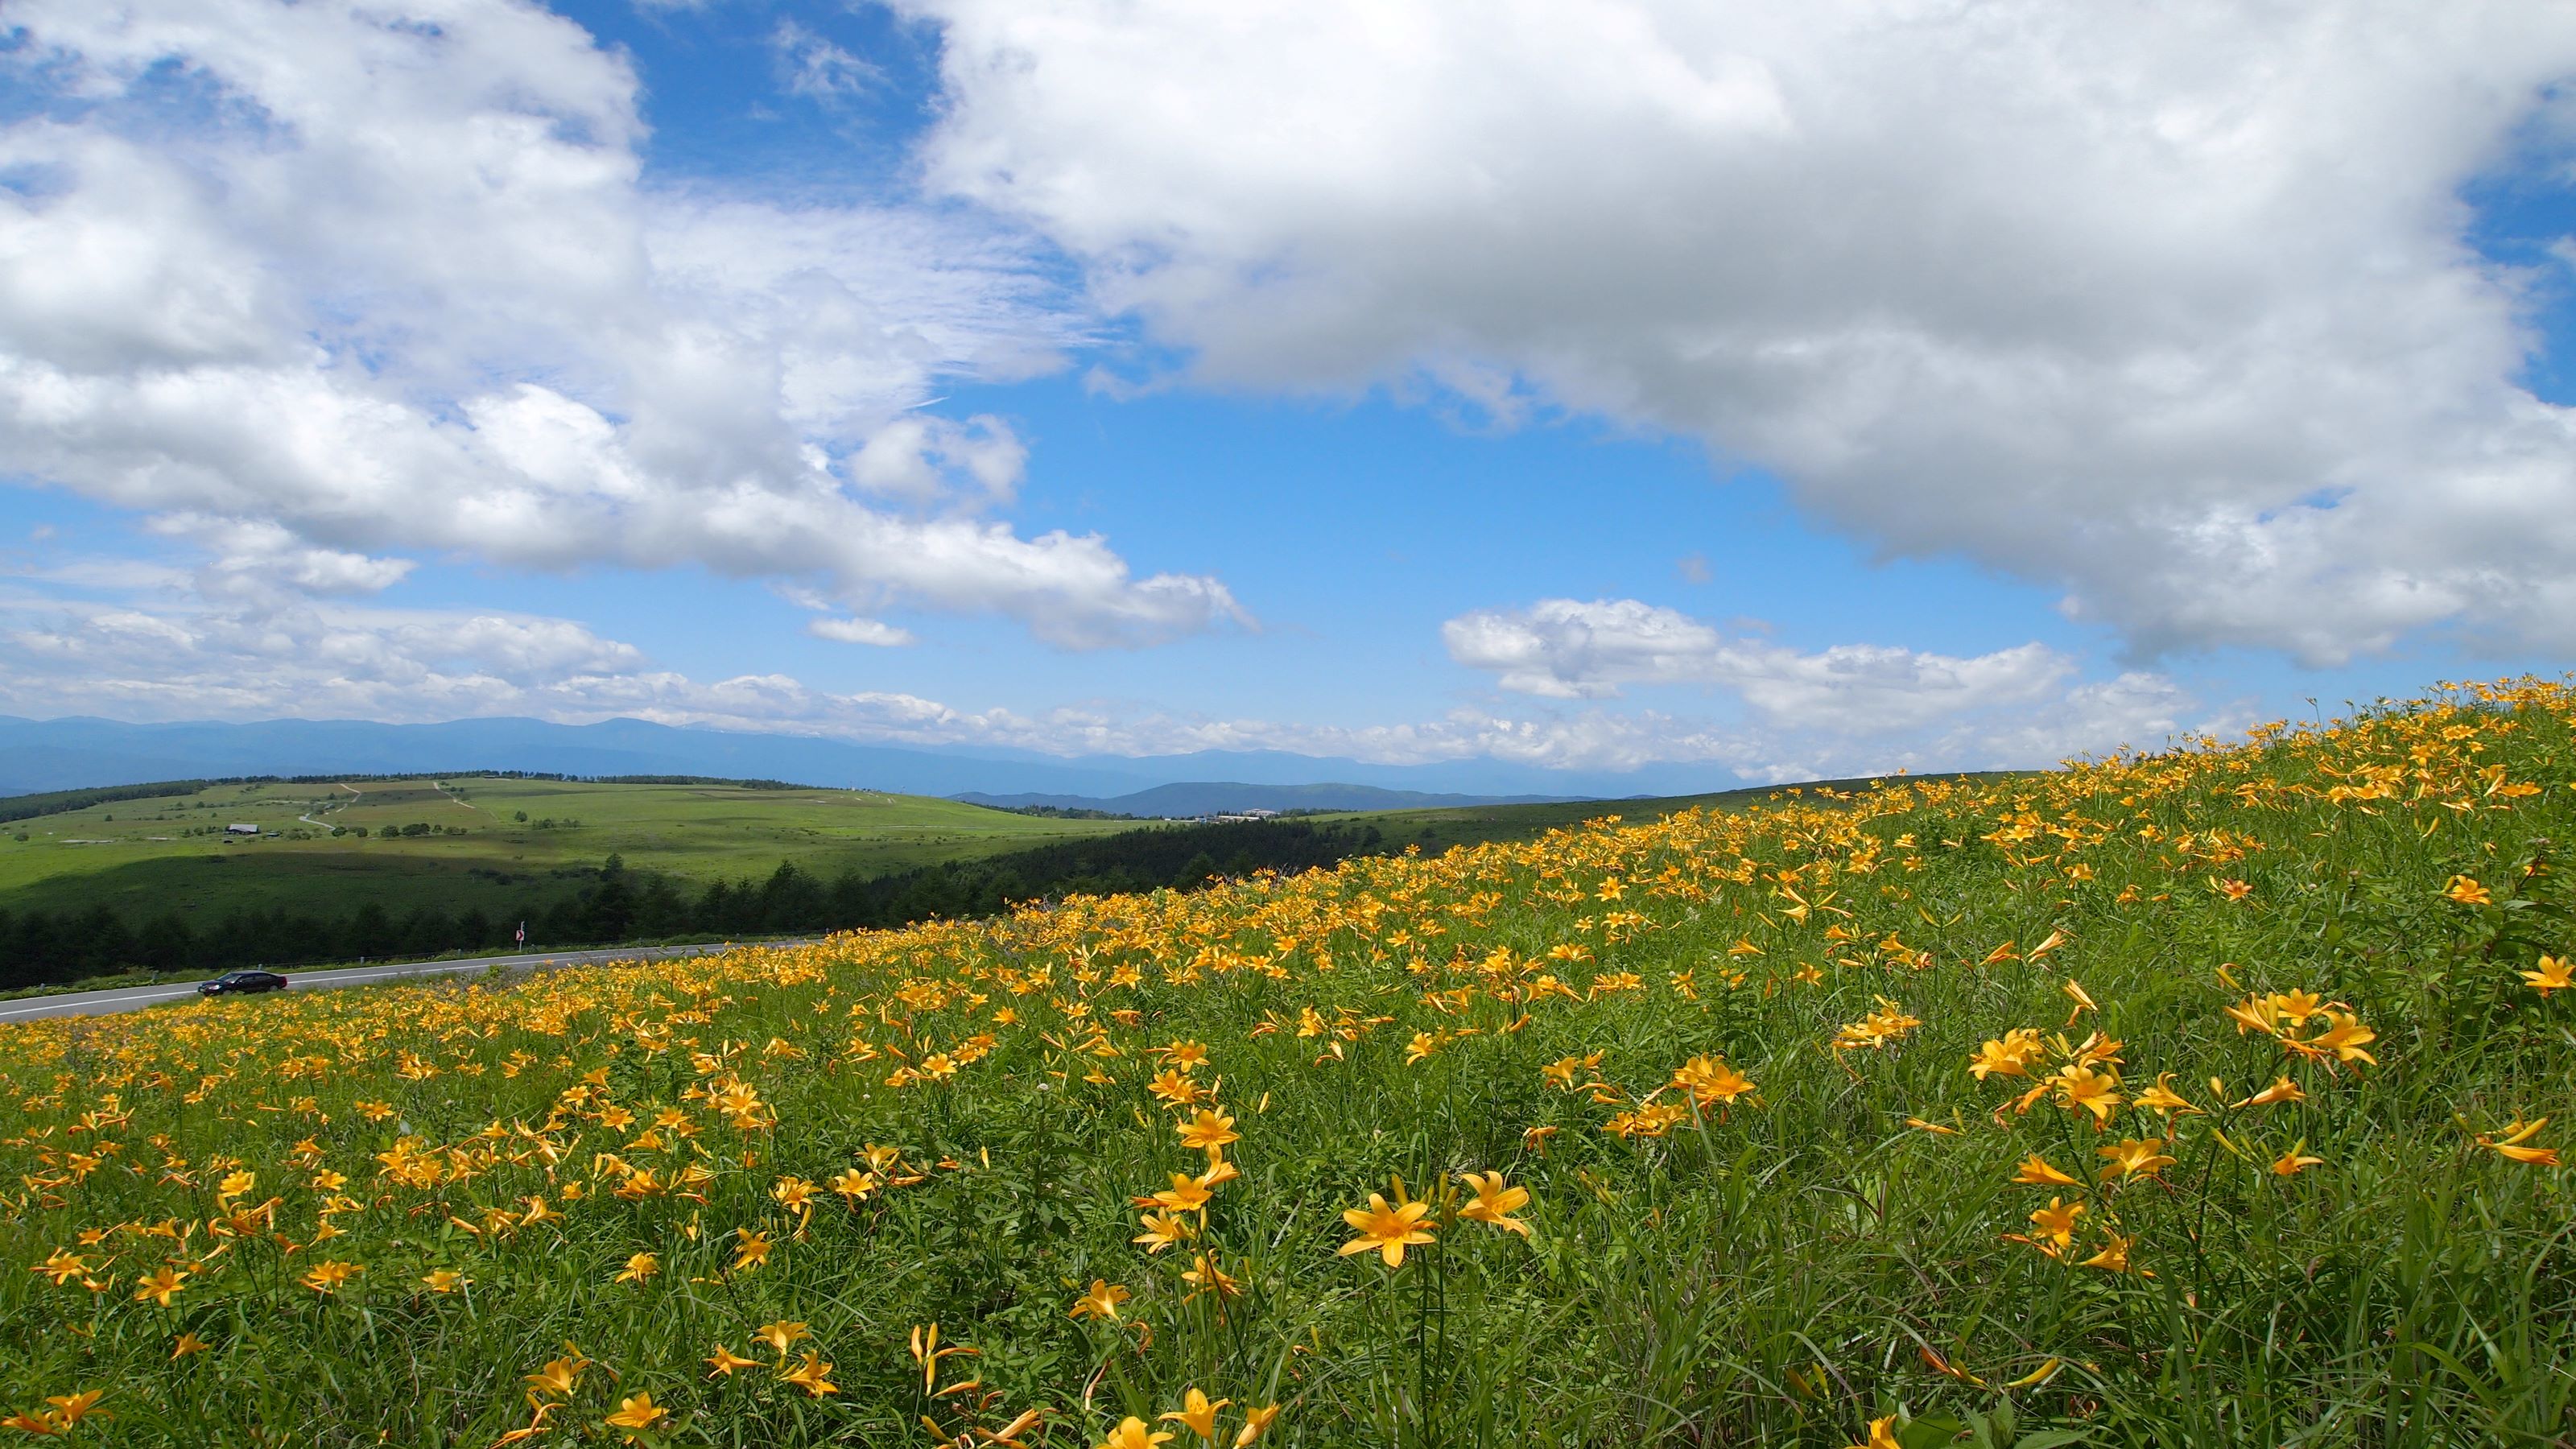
left=0, top=940, right=811, bottom=1024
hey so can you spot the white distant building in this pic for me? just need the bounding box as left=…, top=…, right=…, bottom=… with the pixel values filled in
left=225, top=823, right=259, bottom=835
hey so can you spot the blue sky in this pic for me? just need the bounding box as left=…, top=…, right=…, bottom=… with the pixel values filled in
left=2, top=0, right=2573, bottom=786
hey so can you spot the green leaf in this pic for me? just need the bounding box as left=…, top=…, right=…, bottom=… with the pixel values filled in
left=1899, top=1416, right=1967, bottom=1449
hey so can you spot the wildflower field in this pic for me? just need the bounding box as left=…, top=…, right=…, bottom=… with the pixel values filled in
left=5, top=680, right=2574, bottom=1447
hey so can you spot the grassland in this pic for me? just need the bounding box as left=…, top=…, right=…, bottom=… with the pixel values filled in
left=2, top=680, right=2573, bottom=1447
left=1319, top=773, right=2023, bottom=857
left=0, top=775, right=1134, bottom=919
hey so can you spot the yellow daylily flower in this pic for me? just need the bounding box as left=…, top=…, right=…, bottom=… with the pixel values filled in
left=1160, top=1388, right=1231, bottom=1440
left=604, top=1392, right=667, bottom=1439
left=130, top=1265, right=188, bottom=1307
left=1844, top=1415, right=1902, bottom=1449
left=1097, top=1416, right=1175, bottom=1449
left=1458, top=1171, right=1532, bottom=1236
left=2097, top=1137, right=2175, bottom=1182
left=1337, top=1192, right=1437, bottom=1268
left=1071, top=1278, right=1131, bottom=1322
left=2012, top=1154, right=2080, bottom=1187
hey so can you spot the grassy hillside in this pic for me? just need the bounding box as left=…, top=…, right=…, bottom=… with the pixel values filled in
left=3, top=680, right=2573, bottom=1445
left=0, top=770, right=1918, bottom=990
left=0, top=774, right=1133, bottom=919
left=1324, top=771, right=2024, bottom=855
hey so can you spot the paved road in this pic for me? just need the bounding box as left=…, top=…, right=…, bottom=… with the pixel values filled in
left=0, top=940, right=809, bottom=1024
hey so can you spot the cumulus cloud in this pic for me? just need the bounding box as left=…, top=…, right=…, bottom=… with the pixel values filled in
left=1951, top=672, right=2202, bottom=773
left=1, top=591, right=647, bottom=723
left=898, top=0, right=2576, bottom=663
left=847, top=415, right=1030, bottom=510
left=0, top=0, right=1239, bottom=650
left=1444, top=597, right=2070, bottom=725
left=1436, top=597, right=2202, bottom=774
left=149, top=517, right=416, bottom=598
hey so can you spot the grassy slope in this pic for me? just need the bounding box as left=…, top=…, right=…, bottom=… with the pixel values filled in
left=0, top=776, right=1129, bottom=918
left=0, top=766, right=1990, bottom=928
left=2, top=682, right=2572, bottom=1445
left=1321, top=771, right=2026, bottom=856
left=0, top=764, right=1984, bottom=941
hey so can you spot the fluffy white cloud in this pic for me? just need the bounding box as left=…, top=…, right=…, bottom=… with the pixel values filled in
left=1443, top=598, right=1729, bottom=700
left=847, top=415, right=1030, bottom=510
left=0, top=0, right=1238, bottom=649
left=1435, top=597, right=2204, bottom=774
left=898, top=0, right=2576, bottom=663
left=1444, top=598, right=2070, bottom=728
left=1950, top=672, right=2202, bottom=774
left=1, top=594, right=646, bottom=722
left=150, top=517, right=416, bottom=599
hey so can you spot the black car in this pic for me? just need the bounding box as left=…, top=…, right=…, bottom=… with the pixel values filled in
left=197, top=970, right=289, bottom=997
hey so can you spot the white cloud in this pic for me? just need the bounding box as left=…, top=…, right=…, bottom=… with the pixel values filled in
left=2, top=592, right=648, bottom=721
left=807, top=616, right=917, bottom=647
left=1946, top=672, right=2199, bottom=772
left=1443, top=597, right=1724, bottom=700
left=773, top=20, right=881, bottom=101
left=1434, top=597, right=2205, bottom=774
left=151, top=516, right=416, bottom=598
left=1443, top=597, right=2070, bottom=728
left=0, top=0, right=1239, bottom=650
left=847, top=415, right=1029, bottom=510
left=897, top=0, right=2576, bottom=664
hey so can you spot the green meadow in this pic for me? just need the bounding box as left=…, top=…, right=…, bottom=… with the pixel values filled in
left=0, top=776, right=1133, bottom=920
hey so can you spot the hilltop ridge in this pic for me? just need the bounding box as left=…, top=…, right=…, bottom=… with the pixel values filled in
left=954, top=781, right=1583, bottom=817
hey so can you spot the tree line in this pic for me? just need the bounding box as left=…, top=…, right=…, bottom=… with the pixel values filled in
left=0, top=819, right=1393, bottom=990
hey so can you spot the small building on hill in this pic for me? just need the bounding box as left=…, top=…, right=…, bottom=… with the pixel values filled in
left=225, top=823, right=259, bottom=836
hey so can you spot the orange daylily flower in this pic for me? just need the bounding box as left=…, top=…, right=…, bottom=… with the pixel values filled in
left=1161, top=1387, right=1231, bottom=1439
left=2012, top=1154, right=2081, bottom=1187
left=1458, top=1171, right=1531, bottom=1236
left=603, top=1393, right=667, bottom=1439
left=1071, top=1278, right=1132, bottom=1322
left=1338, top=1192, right=1437, bottom=1267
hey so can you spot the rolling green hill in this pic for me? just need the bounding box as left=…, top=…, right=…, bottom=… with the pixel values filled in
left=0, top=774, right=1132, bottom=919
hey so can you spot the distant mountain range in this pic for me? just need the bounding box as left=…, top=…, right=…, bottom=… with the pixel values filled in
left=955, top=782, right=1580, bottom=817
left=0, top=715, right=1743, bottom=803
